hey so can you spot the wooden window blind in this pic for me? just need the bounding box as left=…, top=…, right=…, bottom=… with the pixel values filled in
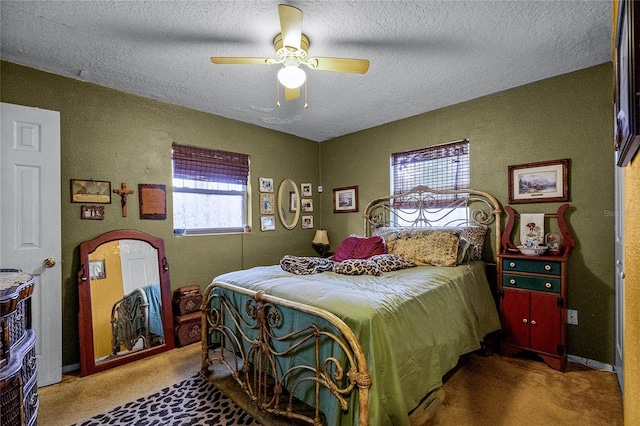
left=391, top=139, right=470, bottom=207
left=172, top=142, right=249, bottom=185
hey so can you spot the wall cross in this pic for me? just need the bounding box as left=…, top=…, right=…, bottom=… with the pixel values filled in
left=113, top=182, right=135, bottom=217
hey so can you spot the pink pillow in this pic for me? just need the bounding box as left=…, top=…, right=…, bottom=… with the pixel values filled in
left=332, top=235, right=386, bottom=262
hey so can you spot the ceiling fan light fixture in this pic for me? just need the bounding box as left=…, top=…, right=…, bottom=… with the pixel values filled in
left=278, top=64, right=306, bottom=89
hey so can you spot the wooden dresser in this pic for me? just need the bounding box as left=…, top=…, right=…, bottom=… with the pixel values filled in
left=497, top=204, right=575, bottom=372
left=0, top=270, right=38, bottom=426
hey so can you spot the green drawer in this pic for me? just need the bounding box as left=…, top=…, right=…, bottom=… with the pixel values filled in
left=503, top=273, right=561, bottom=293
left=502, top=258, right=561, bottom=275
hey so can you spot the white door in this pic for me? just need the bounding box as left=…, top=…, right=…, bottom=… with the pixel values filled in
left=614, top=163, right=625, bottom=392
left=119, top=239, right=160, bottom=294
left=0, top=102, right=62, bottom=387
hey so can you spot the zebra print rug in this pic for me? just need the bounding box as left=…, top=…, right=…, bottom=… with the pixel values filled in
left=71, top=374, right=258, bottom=426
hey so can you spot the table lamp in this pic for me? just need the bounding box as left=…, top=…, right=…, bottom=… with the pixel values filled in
left=312, top=229, right=331, bottom=258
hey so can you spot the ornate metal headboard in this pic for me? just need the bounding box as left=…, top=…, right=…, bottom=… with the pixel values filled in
left=363, top=185, right=503, bottom=259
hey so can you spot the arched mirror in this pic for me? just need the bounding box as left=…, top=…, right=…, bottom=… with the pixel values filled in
left=77, top=229, right=175, bottom=376
left=277, top=178, right=300, bottom=230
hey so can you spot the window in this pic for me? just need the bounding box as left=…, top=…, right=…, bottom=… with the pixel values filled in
left=172, top=142, right=250, bottom=235
left=391, top=139, right=470, bottom=225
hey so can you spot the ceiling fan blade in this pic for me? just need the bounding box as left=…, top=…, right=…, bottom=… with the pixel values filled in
left=210, top=57, right=270, bottom=65
left=284, top=87, right=300, bottom=101
left=311, top=57, right=370, bottom=74
left=278, top=4, right=303, bottom=50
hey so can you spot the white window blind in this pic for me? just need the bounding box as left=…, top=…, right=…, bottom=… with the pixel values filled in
left=391, top=139, right=470, bottom=207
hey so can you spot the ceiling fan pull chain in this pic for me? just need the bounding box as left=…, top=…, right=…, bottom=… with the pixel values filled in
left=276, top=80, right=281, bottom=107
left=304, top=81, right=308, bottom=109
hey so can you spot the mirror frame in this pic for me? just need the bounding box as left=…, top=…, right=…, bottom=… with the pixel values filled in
left=77, top=229, right=175, bottom=376
left=277, top=178, right=300, bottom=230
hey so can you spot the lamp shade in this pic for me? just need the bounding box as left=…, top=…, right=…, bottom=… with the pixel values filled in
left=312, top=229, right=330, bottom=245
left=277, top=65, right=306, bottom=89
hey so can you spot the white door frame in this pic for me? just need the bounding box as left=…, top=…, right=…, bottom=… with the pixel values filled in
left=614, top=162, right=625, bottom=392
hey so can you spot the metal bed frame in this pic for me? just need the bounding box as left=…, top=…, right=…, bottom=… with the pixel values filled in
left=200, top=186, right=502, bottom=425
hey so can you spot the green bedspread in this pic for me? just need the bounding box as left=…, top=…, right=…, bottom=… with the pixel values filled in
left=213, top=260, right=500, bottom=426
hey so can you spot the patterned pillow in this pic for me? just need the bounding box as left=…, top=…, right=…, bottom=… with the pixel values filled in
left=369, top=254, right=417, bottom=272
left=456, top=238, right=473, bottom=265
left=333, top=259, right=383, bottom=276
left=374, top=226, right=487, bottom=260
left=458, top=226, right=487, bottom=260
left=280, top=255, right=334, bottom=275
left=386, top=230, right=460, bottom=267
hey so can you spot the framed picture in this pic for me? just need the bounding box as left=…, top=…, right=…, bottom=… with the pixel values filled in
left=508, top=159, right=570, bottom=204
left=289, top=191, right=298, bottom=213
left=89, top=259, right=106, bottom=280
left=301, top=183, right=312, bottom=197
left=260, top=215, right=276, bottom=231
left=302, top=215, right=314, bottom=229
left=260, top=193, right=274, bottom=214
left=80, top=205, right=104, bottom=220
left=259, top=177, right=274, bottom=193
left=333, top=186, right=359, bottom=213
left=301, top=198, right=313, bottom=212
left=70, top=179, right=111, bottom=203
left=138, top=184, right=167, bottom=220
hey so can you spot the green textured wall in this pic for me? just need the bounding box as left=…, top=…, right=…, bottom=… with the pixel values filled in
left=319, top=64, right=615, bottom=364
left=1, top=61, right=320, bottom=366
left=1, top=61, right=616, bottom=366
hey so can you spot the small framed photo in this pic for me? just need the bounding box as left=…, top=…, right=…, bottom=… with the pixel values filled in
left=333, top=186, right=359, bottom=213
left=70, top=179, right=111, bottom=203
left=302, top=215, right=314, bottom=229
left=260, top=193, right=275, bottom=214
left=259, top=177, right=274, bottom=193
left=289, top=191, right=298, bottom=213
left=260, top=215, right=276, bottom=231
left=301, top=183, right=312, bottom=197
left=301, top=198, right=313, bottom=212
left=508, top=159, right=570, bottom=204
left=89, top=259, right=106, bottom=280
left=81, top=205, right=105, bottom=220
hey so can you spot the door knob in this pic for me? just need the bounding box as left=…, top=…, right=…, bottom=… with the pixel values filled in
left=43, top=258, right=56, bottom=268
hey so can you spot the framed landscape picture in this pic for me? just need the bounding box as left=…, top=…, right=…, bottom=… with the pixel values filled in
left=333, top=186, right=358, bottom=213
left=70, top=179, right=111, bottom=203
left=508, top=159, right=570, bottom=204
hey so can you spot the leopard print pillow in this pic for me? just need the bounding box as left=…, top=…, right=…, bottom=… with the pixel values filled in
left=369, top=254, right=417, bottom=272
left=333, top=259, right=383, bottom=276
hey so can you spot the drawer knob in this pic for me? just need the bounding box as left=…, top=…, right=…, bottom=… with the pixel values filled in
left=545, top=282, right=552, bottom=289
left=522, top=318, right=528, bottom=323
left=531, top=320, right=537, bottom=325
left=509, top=262, right=516, bottom=268
left=510, top=279, right=516, bottom=285
left=545, top=264, right=552, bottom=271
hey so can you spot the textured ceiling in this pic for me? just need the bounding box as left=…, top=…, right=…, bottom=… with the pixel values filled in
left=1, top=1, right=612, bottom=142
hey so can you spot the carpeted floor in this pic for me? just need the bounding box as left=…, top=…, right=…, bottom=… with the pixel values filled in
left=39, top=343, right=623, bottom=425
left=431, top=352, right=623, bottom=426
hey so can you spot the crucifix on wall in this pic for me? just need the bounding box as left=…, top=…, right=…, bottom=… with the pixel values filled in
left=113, top=182, right=135, bottom=217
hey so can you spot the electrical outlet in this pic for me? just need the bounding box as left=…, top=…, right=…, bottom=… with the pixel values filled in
left=567, top=309, right=578, bottom=325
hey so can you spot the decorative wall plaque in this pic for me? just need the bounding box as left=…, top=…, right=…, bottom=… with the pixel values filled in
left=139, top=184, right=167, bottom=220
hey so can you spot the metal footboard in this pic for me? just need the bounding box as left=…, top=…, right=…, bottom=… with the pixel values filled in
left=201, top=281, right=371, bottom=426
left=110, top=287, right=150, bottom=356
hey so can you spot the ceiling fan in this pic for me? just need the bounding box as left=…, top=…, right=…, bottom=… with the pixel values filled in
left=210, top=4, right=370, bottom=104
